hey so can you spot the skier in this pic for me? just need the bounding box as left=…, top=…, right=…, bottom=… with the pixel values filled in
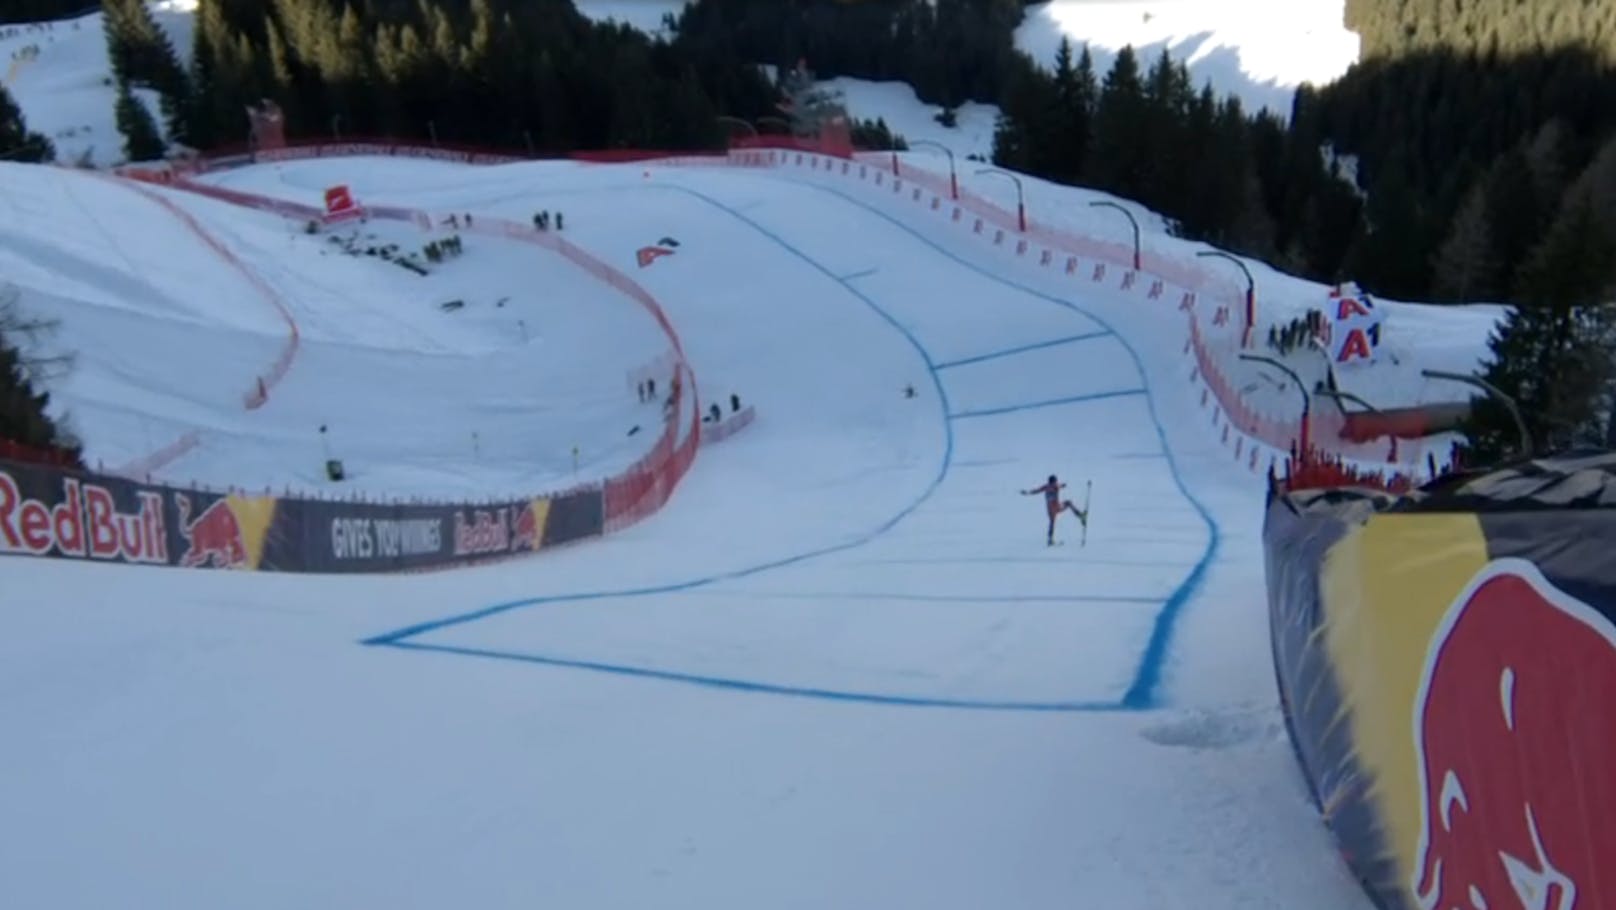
left=1021, top=474, right=1086, bottom=546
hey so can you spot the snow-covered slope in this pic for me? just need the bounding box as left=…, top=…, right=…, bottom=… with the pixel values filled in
left=1016, top=0, right=1360, bottom=118
left=882, top=150, right=1503, bottom=420
left=0, top=2, right=193, bottom=166
left=755, top=0, right=1361, bottom=159
left=0, top=160, right=672, bottom=498
left=2, top=151, right=1376, bottom=909
left=0, top=5, right=1506, bottom=906
left=823, top=76, right=1001, bottom=160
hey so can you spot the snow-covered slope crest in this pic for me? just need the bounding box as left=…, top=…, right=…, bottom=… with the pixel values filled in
left=0, top=159, right=678, bottom=502
left=1016, top=0, right=1361, bottom=118
left=0, top=4, right=193, bottom=166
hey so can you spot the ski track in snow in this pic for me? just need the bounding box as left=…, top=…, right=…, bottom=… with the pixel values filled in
left=0, top=155, right=1377, bottom=910
left=336, top=171, right=1216, bottom=714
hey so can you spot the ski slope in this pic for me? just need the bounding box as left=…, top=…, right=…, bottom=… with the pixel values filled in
left=0, top=3, right=193, bottom=166
left=1017, top=0, right=1360, bottom=119
left=0, top=160, right=671, bottom=498
left=0, top=153, right=1375, bottom=908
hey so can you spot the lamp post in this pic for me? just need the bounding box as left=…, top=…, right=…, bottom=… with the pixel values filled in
left=1197, top=249, right=1256, bottom=348
left=1313, top=388, right=1383, bottom=416
left=756, top=115, right=793, bottom=135
left=908, top=139, right=957, bottom=200
left=1422, top=369, right=1532, bottom=459
left=974, top=167, right=1025, bottom=232
left=1088, top=200, right=1141, bottom=270
left=716, top=115, right=758, bottom=141
left=1240, top=353, right=1310, bottom=457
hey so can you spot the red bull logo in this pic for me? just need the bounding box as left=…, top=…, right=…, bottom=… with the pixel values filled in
left=0, top=470, right=167, bottom=563
left=452, top=507, right=509, bottom=556
left=177, top=493, right=248, bottom=569
left=510, top=503, right=539, bottom=552
left=1411, top=558, right=1616, bottom=910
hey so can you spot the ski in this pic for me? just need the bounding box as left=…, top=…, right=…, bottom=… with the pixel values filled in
left=1081, top=479, right=1091, bottom=547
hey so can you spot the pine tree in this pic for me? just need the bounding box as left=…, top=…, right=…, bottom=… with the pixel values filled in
left=1347, top=151, right=1430, bottom=299
left=1169, top=84, right=1214, bottom=237
left=1068, top=45, right=1099, bottom=181
left=1139, top=49, right=1192, bottom=213
left=1432, top=182, right=1497, bottom=302
left=1482, top=148, right=1542, bottom=299
left=102, top=0, right=135, bottom=84
left=1561, top=134, right=1616, bottom=245
left=1038, top=39, right=1097, bottom=184
left=1463, top=199, right=1616, bottom=462
left=991, top=53, right=1055, bottom=173
left=102, top=0, right=190, bottom=100
left=0, top=82, right=53, bottom=162
left=0, top=291, right=79, bottom=462
left=114, top=80, right=165, bottom=161
left=1091, top=45, right=1147, bottom=199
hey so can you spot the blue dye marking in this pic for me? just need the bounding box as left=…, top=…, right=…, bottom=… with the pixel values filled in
left=364, top=174, right=1220, bottom=712
left=699, top=590, right=1164, bottom=605
left=789, top=180, right=1222, bottom=710
left=934, top=330, right=1111, bottom=370
left=377, top=640, right=1130, bottom=713
left=948, top=388, right=1146, bottom=421
left=364, top=188, right=958, bottom=648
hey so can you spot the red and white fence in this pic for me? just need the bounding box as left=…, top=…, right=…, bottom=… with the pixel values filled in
left=729, top=146, right=1432, bottom=483
left=111, top=135, right=1435, bottom=501
left=112, top=153, right=703, bottom=534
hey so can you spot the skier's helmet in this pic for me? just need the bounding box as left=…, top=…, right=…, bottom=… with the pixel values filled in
left=1048, top=474, right=1057, bottom=484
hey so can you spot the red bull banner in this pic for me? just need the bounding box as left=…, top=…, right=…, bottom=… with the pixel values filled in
left=1264, top=451, right=1616, bottom=910
left=0, top=459, right=603, bottom=573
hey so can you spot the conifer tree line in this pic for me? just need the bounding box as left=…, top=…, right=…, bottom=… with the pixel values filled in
left=669, top=0, right=1026, bottom=111
left=1344, top=0, right=1616, bottom=62
left=100, top=0, right=188, bottom=147
left=663, top=1, right=1616, bottom=461
left=0, top=291, right=81, bottom=465
left=4, top=0, right=1610, bottom=462
left=173, top=0, right=781, bottom=154
left=0, top=79, right=52, bottom=161
left=0, top=337, right=65, bottom=456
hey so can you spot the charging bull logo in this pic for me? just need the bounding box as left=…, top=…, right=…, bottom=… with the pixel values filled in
left=511, top=502, right=539, bottom=552
left=176, top=493, right=248, bottom=569
left=1411, top=558, right=1616, bottom=910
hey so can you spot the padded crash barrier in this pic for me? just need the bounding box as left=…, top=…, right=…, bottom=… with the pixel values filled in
left=1264, top=449, right=1616, bottom=909
left=0, top=456, right=603, bottom=572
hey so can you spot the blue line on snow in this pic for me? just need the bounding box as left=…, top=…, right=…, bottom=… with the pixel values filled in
left=934, top=330, right=1111, bottom=370
left=839, top=267, right=880, bottom=281
left=947, top=388, right=1145, bottom=421
left=791, top=180, right=1222, bottom=711
left=377, top=640, right=1129, bottom=713
left=363, top=176, right=1216, bottom=712
left=363, top=189, right=959, bottom=648
left=697, top=591, right=1164, bottom=605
